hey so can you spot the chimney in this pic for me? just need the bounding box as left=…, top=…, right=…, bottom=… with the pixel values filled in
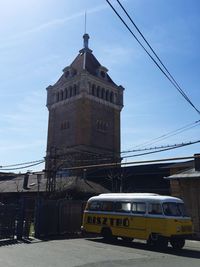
left=23, top=172, right=30, bottom=189
left=194, top=154, right=200, bottom=171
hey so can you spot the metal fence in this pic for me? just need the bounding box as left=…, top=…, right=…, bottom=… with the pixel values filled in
left=0, top=204, right=18, bottom=239
left=0, top=198, right=86, bottom=240
left=35, top=199, right=86, bottom=238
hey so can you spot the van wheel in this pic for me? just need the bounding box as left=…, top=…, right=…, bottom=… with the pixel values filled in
left=101, top=228, right=114, bottom=241
left=170, top=238, right=185, bottom=250
left=147, top=236, right=156, bottom=247
left=147, top=235, right=168, bottom=249
left=157, top=236, right=168, bottom=249
left=122, top=237, right=133, bottom=243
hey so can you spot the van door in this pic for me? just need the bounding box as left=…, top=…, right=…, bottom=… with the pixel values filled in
left=131, top=202, right=147, bottom=239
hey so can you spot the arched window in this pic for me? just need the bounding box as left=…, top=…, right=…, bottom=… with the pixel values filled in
left=65, top=71, right=70, bottom=78
left=69, top=86, right=73, bottom=97
left=76, top=84, right=80, bottom=94
left=56, top=92, right=59, bottom=102
left=65, top=88, right=68, bottom=99
left=88, top=82, right=91, bottom=94
left=101, top=88, right=105, bottom=99
left=110, top=92, right=114, bottom=103
left=114, top=93, right=118, bottom=104
left=100, top=71, right=105, bottom=78
left=97, top=86, right=100, bottom=97
left=73, top=84, right=77, bottom=96
left=92, top=84, right=96, bottom=96
left=60, top=90, right=64, bottom=101
left=106, top=90, right=109, bottom=101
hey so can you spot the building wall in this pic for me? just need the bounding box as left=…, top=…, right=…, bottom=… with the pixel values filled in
left=171, top=179, right=200, bottom=237
left=46, top=66, right=124, bottom=173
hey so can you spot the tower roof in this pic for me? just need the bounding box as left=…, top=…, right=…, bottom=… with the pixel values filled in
left=69, top=34, right=116, bottom=85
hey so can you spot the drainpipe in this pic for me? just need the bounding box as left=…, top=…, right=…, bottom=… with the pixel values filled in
left=194, top=154, right=200, bottom=171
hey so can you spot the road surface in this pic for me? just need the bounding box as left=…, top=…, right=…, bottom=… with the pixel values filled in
left=0, top=238, right=199, bottom=267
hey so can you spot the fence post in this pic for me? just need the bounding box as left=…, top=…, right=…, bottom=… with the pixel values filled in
left=34, top=197, right=42, bottom=239
left=16, top=198, right=24, bottom=240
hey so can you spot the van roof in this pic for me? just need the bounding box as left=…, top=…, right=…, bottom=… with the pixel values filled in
left=88, top=193, right=183, bottom=203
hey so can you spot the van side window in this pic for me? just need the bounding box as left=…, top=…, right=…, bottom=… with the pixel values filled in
left=88, top=201, right=101, bottom=211
left=132, top=202, right=146, bottom=214
left=148, top=203, right=162, bottom=215
left=115, top=202, right=131, bottom=213
left=101, top=201, right=114, bottom=212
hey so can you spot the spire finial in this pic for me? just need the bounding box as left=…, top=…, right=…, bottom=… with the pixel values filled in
left=79, top=12, right=92, bottom=54
left=84, top=11, right=87, bottom=34
left=83, top=11, right=89, bottom=49
left=83, top=33, right=89, bottom=49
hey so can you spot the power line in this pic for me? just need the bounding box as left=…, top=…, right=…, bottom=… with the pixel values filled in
left=0, top=159, right=44, bottom=168
left=123, top=119, right=200, bottom=152
left=0, top=160, right=45, bottom=171
left=62, top=155, right=196, bottom=171
left=0, top=139, right=197, bottom=171
left=122, top=140, right=200, bottom=159
left=47, top=139, right=199, bottom=166
left=106, top=0, right=200, bottom=115
left=115, top=0, right=199, bottom=114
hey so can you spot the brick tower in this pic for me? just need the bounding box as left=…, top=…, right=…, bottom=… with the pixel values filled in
left=45, top=34, right=124, bottom=188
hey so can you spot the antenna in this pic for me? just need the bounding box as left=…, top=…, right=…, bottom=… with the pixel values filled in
left=84, top=11, right=87, bottom=34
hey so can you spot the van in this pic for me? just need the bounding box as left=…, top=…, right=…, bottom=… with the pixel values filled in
left=81, top=193, right=193, bottom=249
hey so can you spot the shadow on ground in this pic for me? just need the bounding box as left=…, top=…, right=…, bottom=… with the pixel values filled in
left=86, top=237, right=200, bottom=259
left=0, top=238, right=41, bottom=247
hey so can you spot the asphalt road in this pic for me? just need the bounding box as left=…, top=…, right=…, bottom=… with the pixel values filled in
left=0, top=238, right=199, bottom=267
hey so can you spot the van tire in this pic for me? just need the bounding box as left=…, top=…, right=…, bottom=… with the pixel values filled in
left=157, top=236, right=168, bottom=249
left=101, top=228, right=114, bottom=241
left=147, top=234, right=168, bottom=249
left=170, top=238, right=185, bottom=250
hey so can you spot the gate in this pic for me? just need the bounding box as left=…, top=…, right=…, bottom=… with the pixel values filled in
left=35, top=199, right=86, bottom=238
left=58, top=200, right=86, bottom=234
left=0, top=198, right=35, bottom=241
left=0, top=204, right=18, bottom=240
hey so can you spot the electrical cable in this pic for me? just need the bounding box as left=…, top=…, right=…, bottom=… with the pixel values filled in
left=116, top=0, right=199, bottom=113
left=106, top=0, right=200, bottom=115
left=0, top=159, right=44, bottom=168
left=122, top=140, right=200, bottom=159
left=123, top=120, right=200, bottom=152
left=0, top=160, right=45, bottom=171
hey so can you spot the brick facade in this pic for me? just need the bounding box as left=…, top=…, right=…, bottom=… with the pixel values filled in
left=45, top=34, right=124, bottom=174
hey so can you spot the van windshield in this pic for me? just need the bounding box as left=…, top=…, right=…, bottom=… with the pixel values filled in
left=162, top=202, right=188, bottom=217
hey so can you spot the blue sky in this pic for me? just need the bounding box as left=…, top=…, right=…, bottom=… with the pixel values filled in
left=0, top=0, right=199, bottom=172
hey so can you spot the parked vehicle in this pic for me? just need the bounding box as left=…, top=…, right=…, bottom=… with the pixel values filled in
left=82, top=193, right=193, bottom=249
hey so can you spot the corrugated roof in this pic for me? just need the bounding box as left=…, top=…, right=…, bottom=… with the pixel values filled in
left=0, top=173, right=46, bottom=193
left=0, top=173, right=109, bottom=195
left=165, top=168, right=200, bottom=179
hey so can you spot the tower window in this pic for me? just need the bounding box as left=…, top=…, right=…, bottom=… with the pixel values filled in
left=101, top=88, right=105, bottom=99
left=60, top=90, right=64, bottom=101
left=97, top=86, right=100, bottom=97
left=61, top=120, right=70, bottom=130
left=65, top=88, right=68, bottom=99
left=96, top=120, right=109, bottom=132
left=92, top=84, right=96, bottom=96
left=69, top=86, right=73, bottom=97
left=65, top=71, right=70, bottom=78
left=73, top=84, right=77, bottom=96
left=110, top=92, right=114, bottom=103
left=56, top=92, right=59, bottom=102
left=106, top=90, right=109, bottom=101
left=100, top=71, right=105, bottom=78
left=73, top=69, right=77, bottom=76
